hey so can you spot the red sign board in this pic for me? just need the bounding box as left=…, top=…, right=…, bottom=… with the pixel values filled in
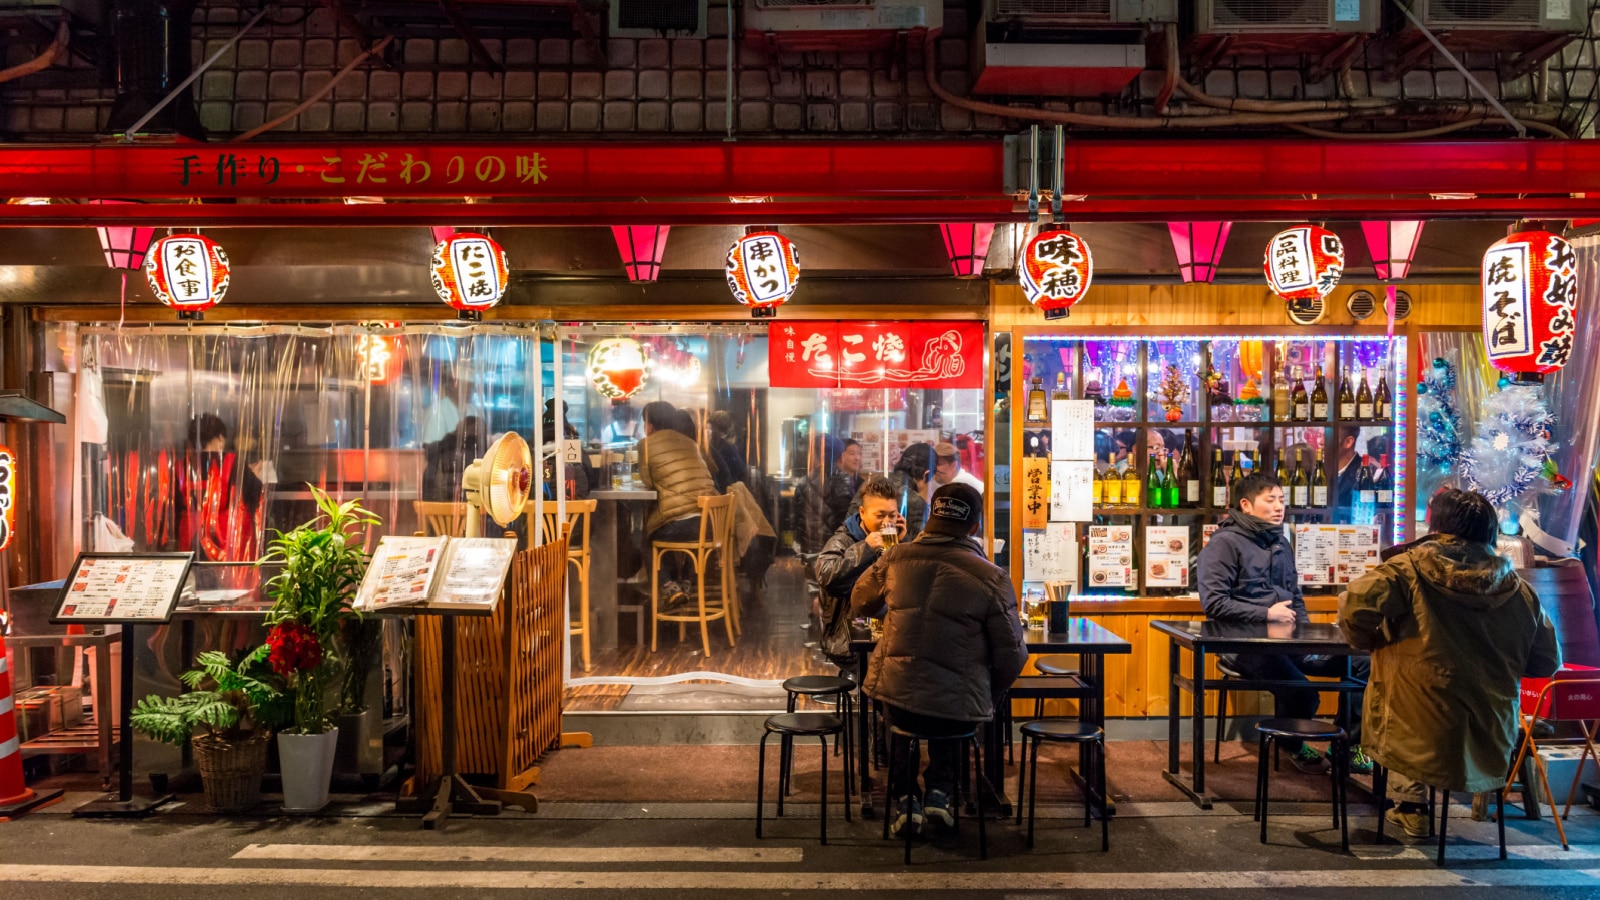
left=768, top=321, right=984, bottom=389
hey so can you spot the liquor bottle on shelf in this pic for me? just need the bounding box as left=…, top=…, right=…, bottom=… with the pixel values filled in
left=1357, top=455, right=1377, bottom=506
left=1290, top=453, right=1310, bottom=507
left=1181, top=430, right=1200, bottom=506
left=1274, top=448, right=1288, bottom=480
left=1164, top=454, right=1181, bottom=509
left=1210, top=448, right=1228, bottom=508
left=1375, top=372, right=1392, bottom=419
left=1025, top=377, right=1048, bottom=424
left=1121, top=459, right=1142, bottom=507
left=1229, top=450, right=1245, bottom=487
left=1147, top=452, right=1165, bottom=509
left=1103, top=455, right=1124, bottom=506
left=1376, top=453, right=1394, bottom=506
left=1052, top=371, right=1070, bottom=402
left=1292, top=368, right=1310, bottom=421
left=1272, top=370, right=1291, bottom=423
left=1356, top=368, right=1374, bottom=420
left=1311, top=365, right=1329, bottom=420
left=1092, top=458, right=1105, bottom=507
left=1338, top=368, right=1357, bottom=420
left=1311, top=456, right=1329, bottom=507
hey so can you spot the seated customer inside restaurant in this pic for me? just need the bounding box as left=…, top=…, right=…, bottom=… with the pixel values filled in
left=639, top=400, right=719, bottom=609
left=852, top=484, right=1026, bottom=839
left=1339, top=488, right=1560, bottom=839
left=1197, top=471, right=1371, bottom=776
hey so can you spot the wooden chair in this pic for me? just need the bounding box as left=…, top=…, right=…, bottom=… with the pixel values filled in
left=414, top=501, right=468, bottom=537
left=651, top=493, right=737, bottom=657
left=529, top=499, right=598, bottom=672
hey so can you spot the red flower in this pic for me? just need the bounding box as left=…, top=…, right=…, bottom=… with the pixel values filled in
left=266, top=622, right=323, bottom=678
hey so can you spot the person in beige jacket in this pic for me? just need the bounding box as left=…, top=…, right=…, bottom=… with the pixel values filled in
left=640, top=401, right=719, bottom=603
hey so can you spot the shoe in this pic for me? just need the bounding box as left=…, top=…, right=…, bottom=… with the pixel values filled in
left=1386, top=804, right=1430, bottom=839
left=1291, top=746, right=1332, bottom=775
left=890, top=795, right=924, bottom=839
left=1347, top=746, right=1374, bottom=776
left=923, top=789, right=955, bottom=830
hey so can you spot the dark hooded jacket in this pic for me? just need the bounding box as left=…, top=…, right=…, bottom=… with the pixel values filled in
left=1339, top=534, right=1561, bottom=792
left=1197, top=514, right=1307, bottom=624
left=850, top=532, right=1026, bottom=722
left=813, top=513, right=879, bottom=665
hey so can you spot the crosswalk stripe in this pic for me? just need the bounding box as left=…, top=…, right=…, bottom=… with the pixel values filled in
left=232, top=844, right=803, bottom=864
left=2, top=865, right=1599, bottom=890
left=1351, top=844, right=1600, bottom=862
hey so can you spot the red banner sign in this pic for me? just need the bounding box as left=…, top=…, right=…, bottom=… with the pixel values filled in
left=768, top=321, right=985, bottom=389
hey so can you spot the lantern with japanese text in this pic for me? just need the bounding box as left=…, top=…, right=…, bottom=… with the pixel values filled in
left=430, top=231, right=510, bottom=320
left=1019, top=226, right=1092, bottom=319
left=1481, top=229, right=1578, bottom=384
left=726, top=229, right=800, bottom=317
left=144, top=234, right=230, bottom=319
left=588, top=338, right=650, bottom=401
left=1264, top=225, right=1344, bottom=315
left=0, top=444, right=13, bottom=552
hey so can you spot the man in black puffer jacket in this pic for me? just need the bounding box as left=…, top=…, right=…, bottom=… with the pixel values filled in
left=814, top=476, right=904, bottom=675
left=851, top=483, right=1026, bottom=838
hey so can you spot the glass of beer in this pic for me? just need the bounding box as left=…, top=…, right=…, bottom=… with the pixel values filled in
left=879, top=521, right=899, bottom=549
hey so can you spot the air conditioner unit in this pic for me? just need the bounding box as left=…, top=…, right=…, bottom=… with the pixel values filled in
left=1189, top=0, right=1379, bottom=63
left=1391, top=0, right=1586, bottom=67
left=743, top=0, right=941, bottom=53
left=611, top=0, right=707, bottom=38
left=973, top=0, right=1175, bottom=96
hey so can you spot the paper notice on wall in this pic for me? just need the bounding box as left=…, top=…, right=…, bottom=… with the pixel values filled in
left=1051, top=399, right=1095, bottom=461
left=1086, top=524, right=1134, bottom=589
left=1024, top=522, right=1077, bottom=584
left=1021, top=456, right=1050, bottom=530
left=1146, top=525, right=1190, bottom=588
left=1202, top=524, right=1219, bottom=548
left=1336, top=525, right=1380, bottom=584
left=1049, top=459, right=1094, bottom=522
left=1294, top=524, right=1340, bottom=586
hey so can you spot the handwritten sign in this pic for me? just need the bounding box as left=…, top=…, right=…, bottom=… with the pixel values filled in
left=1051, top=399, right=1095, bottom=461
left=1050, top=460, right=1094, bottom=522
left=1021, top=457, right=1050, bottom=530
left=1024, top=522, right=1077, bottom=583
left=53, top=553, right=193, bottom=624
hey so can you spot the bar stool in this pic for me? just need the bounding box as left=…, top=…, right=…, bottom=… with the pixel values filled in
left=756, top=712, right=850, bottom=844
left=1253, top=718, right=1349, bottom=851
left=1372, top=763, right=1507, bottom=863
left=651, top=494, right=737, bottom=657
left=1006, top=673, right=1092, bottom=764
left=1014, top=719, right=1108, bottom=851
left=780, top=675, right=855, bottom=800
left=881, top=723, right=987, bottom=864
left=1213, top=659, right=1245, bottom=763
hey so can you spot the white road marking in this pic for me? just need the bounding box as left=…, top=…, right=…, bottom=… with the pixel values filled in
left=1, top=865, right=1598, bottom=890
left=1352, top=843, right=1600, bottom=862
left=233, top=844, right=803, bottom=864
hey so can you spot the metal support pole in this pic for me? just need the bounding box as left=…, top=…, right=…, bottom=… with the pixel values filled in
left=1388, top=0, right=1526, bottom=138
left=121, top=6, right=271, bottom=141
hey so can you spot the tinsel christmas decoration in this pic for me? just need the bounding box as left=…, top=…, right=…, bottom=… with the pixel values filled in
left=1416, top=355, right=1463, bottom=473
left=1459, top=384, right=1562, bottom=514
left=1155, top=363, right=1188, bottom=422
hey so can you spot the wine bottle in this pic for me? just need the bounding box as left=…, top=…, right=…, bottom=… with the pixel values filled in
left=1274, top=448, right=1288, bottom=480
left=1210, top=448, right=1228, bottom=508
left=1181, top=431, right=1200, bottom=506
left=1121, top=460, right=1141, bottom=507
left=1103, top=455, right=1123, bottom=506
left=1355, top=369, right=1373, bottom=420
left=1272, top=371, right=1291, bottom=423
left=1291, top=454, right=1310, bottom=507
left=1092, top=458, right=1105, bottom=507
left=1292, top=368, right=1310, bottom=422
left=1375, top=373, right=1392, bottom=419
left=1164, top=454, right=1181, bottom=509
left=1357, top=454, right=1377, bottom=506
left=1376, top=453, right=1394, bottom=505
left=1311, top=456, right=1329, bottom=507
left=1229, top=450, right=1244, bottom=487
left=1311, top=365, right=1329, bottom=420
left=1338, top=368, right=1356, bottom=420
left=1147, top=451, right=1165, bottom=509
left=1026, top=377, right=1047, bottom=424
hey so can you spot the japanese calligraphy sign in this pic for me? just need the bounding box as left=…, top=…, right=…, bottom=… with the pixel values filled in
left=1021, top=457, right=1050, bottom=530
left=1020, top=227, right=1093, bottom=320
left=587, top=338, right=650, bottom=401
left=767, top=321, right=984, bottom=389
left=727, top=230, right=800, bottom=317
left=0, top=445, right=14, bottom=552
left=1264, top=225, right=1344, bottom=304
left=1482, top=230, right=1579, bottom=383
left=354, top=333, right=401, bottom=384
left=144, top=234, right=230, bottom=317
left=431, top=232, right=510, bottom=318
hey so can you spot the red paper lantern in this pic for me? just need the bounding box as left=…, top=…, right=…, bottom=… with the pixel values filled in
left=1264, top=225, right=1344, bottom=311
left=144, top=234, right=230, bottom=319
left=587, top=338, right=649, bottom=400
left=726, top=229, right=800, bottom=318
left=430, top=232, right=510, bottom=320
left=1482, top=229, right=1578, bottom=384
left=0, top=444, right=14, bottom=552
left=938, top=223, right=995, bottom=279
left=612, top=225, right=671, bottom=283
left=1019, top=226, right=1092, bottom=320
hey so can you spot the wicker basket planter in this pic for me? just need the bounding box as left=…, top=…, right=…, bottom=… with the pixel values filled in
left=192, top=730, right=270, bottom=813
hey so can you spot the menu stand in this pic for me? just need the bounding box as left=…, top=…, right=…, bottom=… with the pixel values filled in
left=73, top=624, right=174, bottom=818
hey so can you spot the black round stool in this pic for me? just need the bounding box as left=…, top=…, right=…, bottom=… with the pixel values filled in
left=1212, top=659, right=1244, bottom=764
left=1254, top=718, right=1348, bottom=851
left=1034, top=655, right=1079, bottom=677
left=881, top=723, right=987, bottom=864
left=1371, top=762, right=1507, bottom=863
left=1015, top=719, right=1108, bottom=851
left=780, top=675, right=855, bottom=799
left=757, top=712, right=850, bottom=845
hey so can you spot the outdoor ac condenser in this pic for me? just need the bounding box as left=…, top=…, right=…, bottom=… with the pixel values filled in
left=972, top=0, right=1176, bottom=96
left=610, top=0, right=707, bottom=38
left=1193, top=0, right=1380, bottom=34
left=743, top=0, right=942, bottom=53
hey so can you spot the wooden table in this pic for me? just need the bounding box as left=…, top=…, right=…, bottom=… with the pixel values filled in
left=587, top=489, right=656, bottom=651
left=1152, top=619, right=1367, bottom=809
left=851, top=617, right=1132, bottom=819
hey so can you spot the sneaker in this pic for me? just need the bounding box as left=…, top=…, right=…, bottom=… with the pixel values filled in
left=890, top=795, right=924, bottom=839
left=1386, top=804, right=1430, bottom=839
left=923, top=789, right=955, bottom=830
left=1347, top=746, right=1374, bottom=776
left=1291, top=745, right=1332, bottom=775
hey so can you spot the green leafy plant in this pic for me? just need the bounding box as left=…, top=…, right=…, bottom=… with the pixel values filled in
left=130, top=646, right=288, bottom=747
left=260, top=486, right=380, bottom=734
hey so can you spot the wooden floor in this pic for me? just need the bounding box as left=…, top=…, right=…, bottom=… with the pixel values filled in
left=564, top=556, right=834, bottom=712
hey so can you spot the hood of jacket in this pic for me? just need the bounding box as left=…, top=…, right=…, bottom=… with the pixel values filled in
left=1215, top=512, right=1286, bottom=549
left=1409, top=534, right=1522, bottom=610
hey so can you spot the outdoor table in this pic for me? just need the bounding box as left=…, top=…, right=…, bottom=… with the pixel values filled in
left=850, top=617, right=1132, bottom=820
left=1151, top=619, right=1367, bottom=809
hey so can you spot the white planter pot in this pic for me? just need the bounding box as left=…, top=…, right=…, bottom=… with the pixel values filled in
left=277, top=728, right=339, bottom=813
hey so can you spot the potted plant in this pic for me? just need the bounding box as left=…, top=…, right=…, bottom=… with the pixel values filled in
left=261, top=486, right=379, bottom=812
left=130, top=647, right=288, bottom=813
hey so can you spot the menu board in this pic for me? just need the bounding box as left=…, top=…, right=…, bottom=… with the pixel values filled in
left=1145, top=526, right=1190, bottom=588
left=1202, top=524, right=1219, bottom=548
left=1336, top=526, right=1380, bottom=584
left=1049, top=460, right=1094, bottom=522
left=1294, top=524, right=1341, bottom=586
left=53, top=553, right=194, bottom=624
left=355, top=536, right=517, bottom=614
left=1024, top=522, right=1078, bottom=583
left=1086, top=525, right=1134, bottom=589
left=357, top=537, right=447, bottom=610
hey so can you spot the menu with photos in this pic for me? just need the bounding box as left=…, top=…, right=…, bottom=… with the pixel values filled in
left=1145, top=526, right=1190, bottom=588
left=1086, top=525, right=1134, bottom=588
left=355, top=536, right=517, bottom=613
left=54, top=553, right=193, bottom=623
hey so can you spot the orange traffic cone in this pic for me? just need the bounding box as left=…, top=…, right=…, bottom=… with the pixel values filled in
left=0, top=630, right=63, bottom=820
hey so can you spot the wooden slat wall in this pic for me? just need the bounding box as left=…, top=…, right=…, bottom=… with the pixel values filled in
left=990, top=282, right=1481, bottom=330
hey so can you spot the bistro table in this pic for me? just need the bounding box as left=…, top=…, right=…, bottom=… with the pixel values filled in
left=587, top=488, right=657, bottom=651
left=1151, top=619, right=1367, bottom=809
left=850, top=617, right=1132, bottom=820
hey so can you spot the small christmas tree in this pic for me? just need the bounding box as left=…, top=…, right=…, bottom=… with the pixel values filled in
left=1459, top=383, right=1563, bottom=526
left=1156, top=364, right=1187, bottom=422
left=1416, top=355, right=1463, bottom=474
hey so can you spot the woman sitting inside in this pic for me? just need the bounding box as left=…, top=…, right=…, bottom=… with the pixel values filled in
left=639, top=401, right=719, bottom=608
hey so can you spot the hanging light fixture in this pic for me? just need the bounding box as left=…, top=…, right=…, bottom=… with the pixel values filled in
left=90, top=201, right=156, bottom=270
left=144, top=234, right=231, bottom=319
left=430, top=226, right=455, bottom=245
left=1361, top=220, right=1425, bottom=281
left=938, top=223, right=995, bottom=279
left=612, top=226, right=671, bottom=283
left=1481, top=228, right=1578, bottom=384
left=1019, top=225, right=1093, bottom=320
left=430, top=231, right=511, bottom=320
left=726, top=227, right=800, bottom=318
left=1167, top=221, right=1231, bottom=284
left=588, top=337, right=650, bottom=400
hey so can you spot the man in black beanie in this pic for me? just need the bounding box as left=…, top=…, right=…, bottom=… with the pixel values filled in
left=851, top=483, right=1026, bottom=839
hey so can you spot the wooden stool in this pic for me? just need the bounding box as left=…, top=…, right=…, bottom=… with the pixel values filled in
left=1253, top=718, right=1348, bottom=852
left=1015, top=719, right=1108, bottom=851
left=881, top=723, right=987, bottom=864
left=532, top=499, right=597, bottom=671
left=651, top=494, right=736, bottom=657
left=757, top=712, right=850, bottom=845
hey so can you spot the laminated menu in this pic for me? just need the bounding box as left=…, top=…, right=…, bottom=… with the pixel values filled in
left=54, top=553, right=194, bottom=623
left=1336, top=525, right=1380, bottom=584
left=1086, top=525, right=1134, bottom=589
left=354, top=536, right=517, bottom=613
left=1294, top=525, right=1341, bottom=585
left=1145, top=526, right=1190, bottom=588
